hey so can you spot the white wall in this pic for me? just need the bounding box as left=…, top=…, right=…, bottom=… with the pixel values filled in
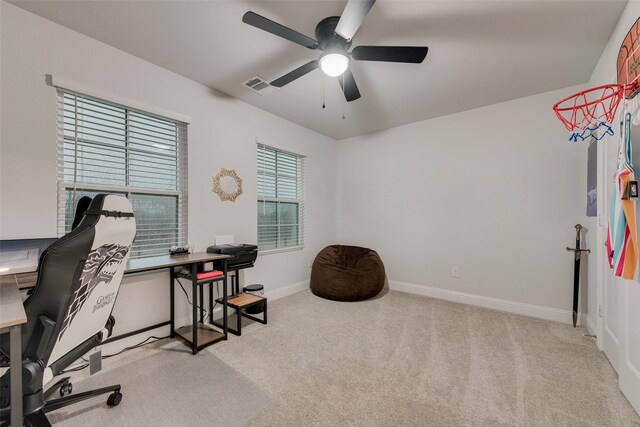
left=0, top=2, right=337, bottom=346
left=1, top=0, right=628, bottom=344
left=336, top=86, right=589, bottom=320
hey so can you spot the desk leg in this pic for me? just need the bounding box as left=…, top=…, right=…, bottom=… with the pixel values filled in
left=169, top=267, right=175, bottom=338
left=199, top=284, right=204, bottom=324
left=191, top=262, right=198, bottom=355
left=232, top=271, right=239, bottom=296
left=264, top=299, right=268, bottom=324
left=223, top=260, right=228, bottom=340
left=208, top=282, right=213, bottom=325
left=10, top=325, right=22, bottom=427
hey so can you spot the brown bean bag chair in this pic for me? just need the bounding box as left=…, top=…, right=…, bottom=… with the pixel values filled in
left=310, top=245, right=385, bottom=301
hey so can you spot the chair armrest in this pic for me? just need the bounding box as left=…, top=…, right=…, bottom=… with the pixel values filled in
left=23, top=315, right=56, bottom=363
left=48, top=333, right=102, bottom=376
left=105, top=315, right=116, bottom=338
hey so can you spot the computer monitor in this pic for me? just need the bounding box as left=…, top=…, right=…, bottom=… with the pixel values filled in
left=0, top=238, right=58, bottom=276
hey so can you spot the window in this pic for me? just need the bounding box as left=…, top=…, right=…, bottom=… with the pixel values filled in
left=57, top=90, right=188, bottom=258
left=257, top=143, right=306, bottom=251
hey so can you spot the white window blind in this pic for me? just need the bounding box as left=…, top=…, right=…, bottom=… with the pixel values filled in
left=257, top=143, right=306, bottom=251
left=56, top=89, right=188, bottom=258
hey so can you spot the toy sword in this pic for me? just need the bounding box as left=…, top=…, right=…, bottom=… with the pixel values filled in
left=566, top=224, right=590, bottom=328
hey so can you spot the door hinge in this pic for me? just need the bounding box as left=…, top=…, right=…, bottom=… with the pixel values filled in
left=598, top=304, right=603, bottom=318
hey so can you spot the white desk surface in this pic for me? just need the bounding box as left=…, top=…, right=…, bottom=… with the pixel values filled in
left=0, top=281, right=27, bottom=328
left=125, top=252, right=230, bottom=274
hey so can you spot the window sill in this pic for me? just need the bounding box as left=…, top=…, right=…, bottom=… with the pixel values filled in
left=258, top=246, right=304, bottom=256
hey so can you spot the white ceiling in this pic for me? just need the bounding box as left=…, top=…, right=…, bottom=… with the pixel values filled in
left=9, top=0, right=627, bottom=140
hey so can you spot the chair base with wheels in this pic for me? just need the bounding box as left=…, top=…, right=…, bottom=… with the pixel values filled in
left=0, top=315, right=124, bottom=427
left=16, top=383, right=122, bottom=427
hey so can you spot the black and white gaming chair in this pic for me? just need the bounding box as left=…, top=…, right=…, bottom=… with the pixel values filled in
left=0, top=194, right=136, bottom=426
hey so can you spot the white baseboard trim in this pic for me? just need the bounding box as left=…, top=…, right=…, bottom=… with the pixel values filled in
left=585, top=315, right=598, bottom=336
left=389, top=280, right=584, bottom=325
left=265, top=280, right=310, bottom=300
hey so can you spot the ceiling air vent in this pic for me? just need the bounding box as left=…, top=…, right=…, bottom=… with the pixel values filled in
left=243, top=76, right=276, bottom=96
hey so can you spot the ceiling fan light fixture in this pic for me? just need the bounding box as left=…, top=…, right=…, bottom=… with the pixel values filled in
left=320, top=53, right=349, bottom=77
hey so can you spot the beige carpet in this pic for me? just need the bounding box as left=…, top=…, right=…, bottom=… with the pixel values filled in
left=209, top=289, right=640, bottom=427
left=47, top=350, right=271, bottom=426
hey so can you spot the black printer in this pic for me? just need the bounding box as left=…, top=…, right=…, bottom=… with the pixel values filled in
left=206, top=244, right=258, bottom=294
left=206, top=244, right=258, bottom=269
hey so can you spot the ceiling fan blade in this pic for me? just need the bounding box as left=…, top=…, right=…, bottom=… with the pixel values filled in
left=242, top=11, right=318, bottom=49
left=270, top=61, right=319, bottom=87
left=338, top=68, right=361, bottom=102
left=335, top=0, right=376, bottom=41
left=352, top=46, right=428, bottom=63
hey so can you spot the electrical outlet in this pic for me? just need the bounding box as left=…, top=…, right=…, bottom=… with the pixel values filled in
left=307, top=259, right=313, bottom=268
left=452, top=267, right=460, bottom=278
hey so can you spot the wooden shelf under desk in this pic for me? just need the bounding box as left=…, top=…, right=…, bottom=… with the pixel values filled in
left=174, top=271, right=226, bottom=285
left=175, top=323, right=225, bottom=350
left=212, top=293, right=267, bottom=337
left=216, top=293, right=265, bottom=309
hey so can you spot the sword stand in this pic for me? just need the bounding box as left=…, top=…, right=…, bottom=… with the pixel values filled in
left=566, top=224, right=590, bottom=328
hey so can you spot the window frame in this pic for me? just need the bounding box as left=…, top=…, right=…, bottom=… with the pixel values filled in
left=57, top=89, right=188, bottom=259
left=257, top=143, right=306, bottom=254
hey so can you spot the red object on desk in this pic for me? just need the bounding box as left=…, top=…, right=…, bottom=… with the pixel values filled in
left=196, top=270, right=223, bottom=280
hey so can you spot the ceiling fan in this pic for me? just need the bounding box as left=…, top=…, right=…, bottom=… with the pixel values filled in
left=242, top=0, right=428, bottom=102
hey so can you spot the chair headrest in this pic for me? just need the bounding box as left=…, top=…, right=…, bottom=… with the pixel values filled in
left=84, top=194, right=135, bottom=218
left=71, top=196, right=93, bottom=230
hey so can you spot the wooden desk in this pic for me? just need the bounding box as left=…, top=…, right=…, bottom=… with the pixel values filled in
left=126, top=253, right=228, bottom=274
left=1, top=253, right=229, bottom=288
left=4, top=252, right=233, bottom=354
left=124, top=252, right=231, bottom=354
left=0, top=280, right=27, bottom=427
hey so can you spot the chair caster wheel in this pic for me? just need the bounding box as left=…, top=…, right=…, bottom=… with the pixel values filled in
left=59, top=382, right=72, bottom=397
left=107, top=391, right=122, bottom=407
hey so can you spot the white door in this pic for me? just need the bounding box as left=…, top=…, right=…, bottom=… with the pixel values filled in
left=602, top=121, right=621, bottom=371
left=595, top=136, right=606, bottom=349
left=618, top=120, right=640, bottom=413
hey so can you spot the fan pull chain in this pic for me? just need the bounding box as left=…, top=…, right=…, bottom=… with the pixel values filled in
left=322, top=73, right=326, bottom=109
left=342, top=73, right=346, bottom=120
